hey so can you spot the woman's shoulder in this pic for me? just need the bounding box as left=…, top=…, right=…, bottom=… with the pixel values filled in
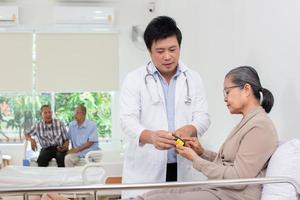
left=247, top=110, right=278, bottom=138
left=252, top=110, right=275, bottom=127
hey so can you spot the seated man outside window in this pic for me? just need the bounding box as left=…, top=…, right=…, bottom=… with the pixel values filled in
left=25, top=105, right=69, bottom=167
left=65, top=105, right=100, bottom=167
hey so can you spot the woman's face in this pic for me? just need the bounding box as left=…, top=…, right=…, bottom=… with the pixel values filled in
left=223, top=77, right=245, bottom=114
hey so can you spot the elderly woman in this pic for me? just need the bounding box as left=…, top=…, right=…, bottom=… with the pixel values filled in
left=133, top=66, right=278, bottom=200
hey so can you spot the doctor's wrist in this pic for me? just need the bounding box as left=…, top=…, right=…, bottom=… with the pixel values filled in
left=176, top=125, right=197, bottom=137
left=140, top=129, right=155, bottom=145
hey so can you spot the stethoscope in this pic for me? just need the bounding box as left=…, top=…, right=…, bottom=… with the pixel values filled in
left=144, top=62, right=192, bottom=105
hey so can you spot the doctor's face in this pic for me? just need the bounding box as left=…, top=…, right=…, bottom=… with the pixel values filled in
left=149, top=35, right=180, bottom=79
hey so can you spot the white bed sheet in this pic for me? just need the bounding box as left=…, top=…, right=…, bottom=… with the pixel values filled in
left=0, top=165, right=105, bottom=188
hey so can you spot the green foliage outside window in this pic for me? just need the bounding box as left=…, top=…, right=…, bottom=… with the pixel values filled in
left=55, top=92, right=112, bottom=138
left=0, top=92, right=112, bottom=143
left=0, top=94, right=49, bottom=142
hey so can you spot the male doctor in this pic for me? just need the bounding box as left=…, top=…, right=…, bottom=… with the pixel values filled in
left=120, top=16, right=210, bottom=198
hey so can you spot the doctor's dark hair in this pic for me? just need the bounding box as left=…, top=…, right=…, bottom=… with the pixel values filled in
left=144, top=16, right=182, bottom=51
left=225, top=66, right=274, bottom=113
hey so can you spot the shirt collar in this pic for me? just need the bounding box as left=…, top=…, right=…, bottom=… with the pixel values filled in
left=147, top=60, right=188, bottom=74
left=74, top=119, right=87, bottom=128
left=149, top=62, right=184, bottom=80
left=42, top=119, right=53, bottom=129
left=156, top=67, right=182, bottom=80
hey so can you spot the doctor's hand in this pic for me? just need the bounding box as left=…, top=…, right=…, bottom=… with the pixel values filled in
left=176, top=145, right=198, bottom=161
left=151, top=130, right=176, bottom=150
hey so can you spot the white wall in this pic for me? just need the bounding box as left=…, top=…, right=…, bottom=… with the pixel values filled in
left=232, top=0, right=300, bottom=142
left=163, top=0, right=300, bottom=150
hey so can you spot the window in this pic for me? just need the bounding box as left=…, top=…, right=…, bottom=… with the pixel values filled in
left=0, top=93, right=50, bottom=143
left=0, top=32, right=119, bottom=143
left=55, top=92, right=112, bottom=138
left=0, top=92, right=112, bottom=143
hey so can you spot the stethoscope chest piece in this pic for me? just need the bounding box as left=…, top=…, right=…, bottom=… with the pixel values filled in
left=185, top=96, right=192, bottom=105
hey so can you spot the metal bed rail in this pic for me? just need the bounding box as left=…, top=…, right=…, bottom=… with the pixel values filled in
left=0, top=177, right=299, bottom=200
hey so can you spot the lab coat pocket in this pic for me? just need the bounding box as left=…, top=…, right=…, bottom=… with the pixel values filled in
left=133, top=144, right=165, bottom=181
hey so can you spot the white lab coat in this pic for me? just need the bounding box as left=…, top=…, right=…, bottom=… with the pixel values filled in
left=120, top=61, right=210, bottom=198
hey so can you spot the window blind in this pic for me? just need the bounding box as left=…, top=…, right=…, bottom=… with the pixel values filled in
left=35, top=32, right=119, bottom=92
left=0, top=33, right=33, bottom=92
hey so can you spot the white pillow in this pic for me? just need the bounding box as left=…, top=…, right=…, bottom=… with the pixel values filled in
left=261, top=139, right=300, bottom=200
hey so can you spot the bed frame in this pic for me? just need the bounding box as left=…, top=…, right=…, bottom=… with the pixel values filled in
left=0, top=177, right=299, bottom=200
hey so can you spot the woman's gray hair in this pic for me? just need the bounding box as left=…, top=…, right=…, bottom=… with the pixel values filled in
left=225, top=66, right=274, bottom=113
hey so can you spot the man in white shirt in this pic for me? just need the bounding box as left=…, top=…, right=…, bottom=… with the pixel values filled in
left=64, top=105, right=99, bottom=167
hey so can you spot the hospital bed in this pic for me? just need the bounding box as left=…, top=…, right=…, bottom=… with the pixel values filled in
left=1, top=139, right=299, bottom=200
left=0, top=163, right=105, bottom=188
left=0, top=147, right=105, bottom=187
left=0, top=148, right=106, bottom=200
left=0, top=161, right=106, bottom=200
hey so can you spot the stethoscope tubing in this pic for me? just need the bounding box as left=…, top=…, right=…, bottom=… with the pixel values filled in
left=144, top=62, right=191, bottom=105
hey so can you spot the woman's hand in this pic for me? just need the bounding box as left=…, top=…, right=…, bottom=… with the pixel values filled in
left=176, top=145, right=199, bottom=161
left=184, top=137, right=204, bottom=156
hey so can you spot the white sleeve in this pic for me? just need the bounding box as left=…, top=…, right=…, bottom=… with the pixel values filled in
left=120, top=71, right=146, bottom=146
left=189, top=71, right=211, bottom=137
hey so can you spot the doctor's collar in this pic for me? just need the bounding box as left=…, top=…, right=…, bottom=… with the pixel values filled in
left=147, top=61, right=187, bottom=75
left=154, top=67, right=182, bottom=82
